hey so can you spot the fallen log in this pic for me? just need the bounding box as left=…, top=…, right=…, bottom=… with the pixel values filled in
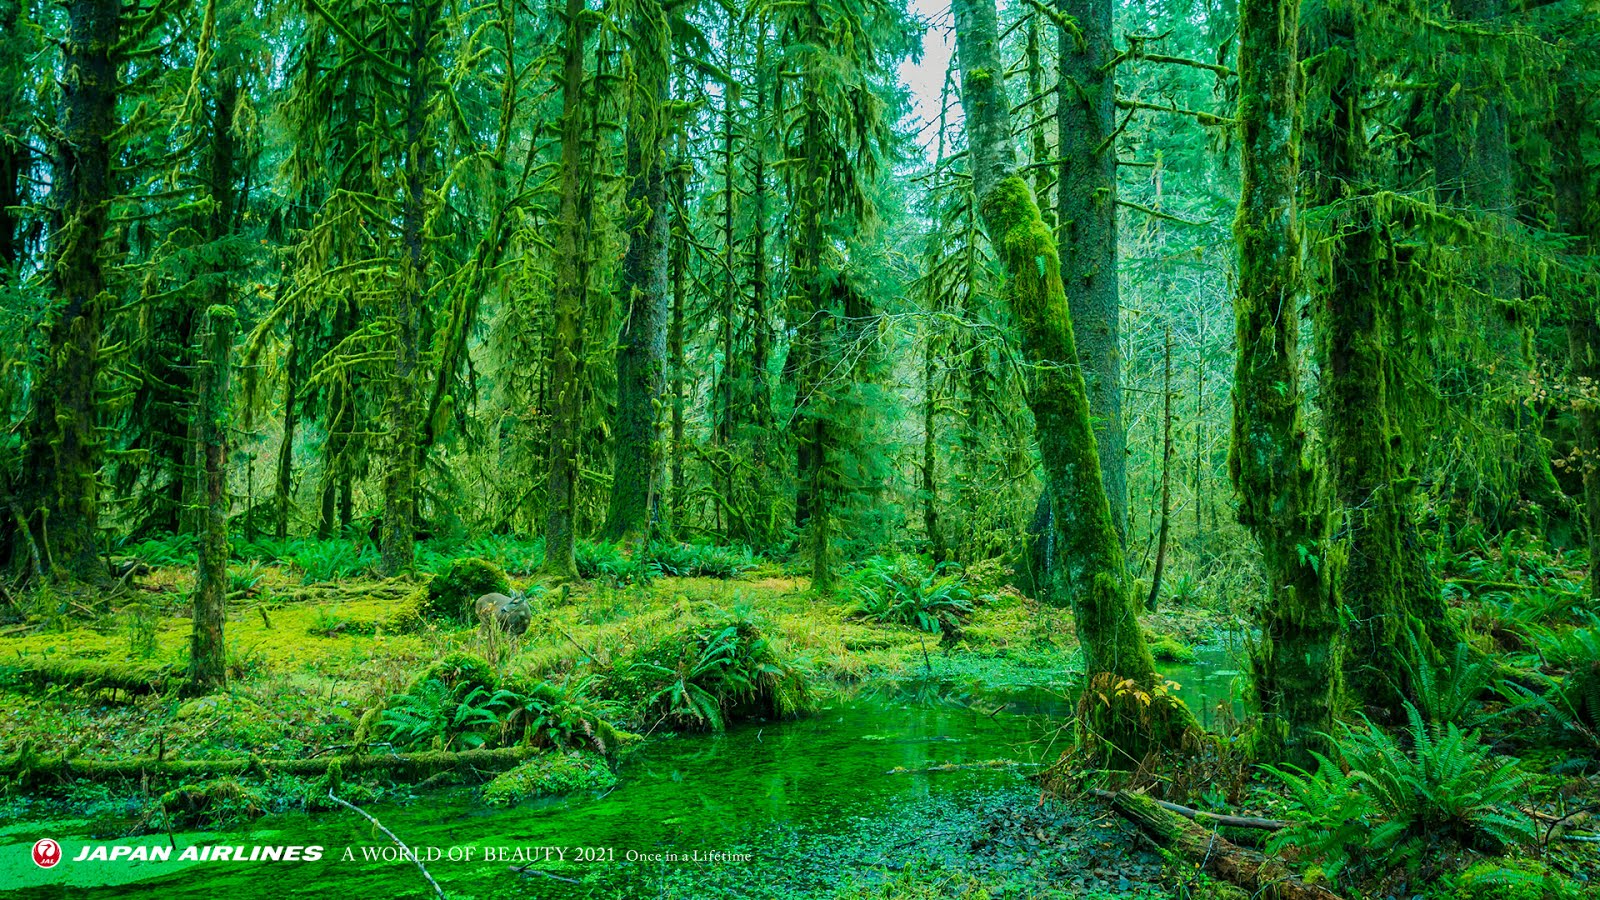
left=2, top=742, right=537, bottom=791
left=1089, top=788, right=1289, bottom=831
left=1108, top=790, right=1343, bottom=900
left=1, top=660, right=182, bottom=695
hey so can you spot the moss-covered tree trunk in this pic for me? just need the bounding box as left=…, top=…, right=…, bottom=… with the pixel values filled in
left=1303, top=2, right=1434, bottom=717
left=22, top=0, right=120, bottom=583
left=542, top=0, right=594, bottom=581
left=668, top=128, right=688, bottom=535
left=0, top=0, right=29, bottom=273
left=1058, top=0, right=1127, bottom=543
left=1555, top=73, right=1599, bottom=598
left=1434, top=0, right=1558, bottom=532
left=952, top=0, right=1191, bottom=757
left=317, top=298, right=357, bottom=539
left=274, top=317, right=300, bottom=540
left=1228, top=0, right=1339, bottom=760
left=189, top=306, right=235, bottom=694
left=380, top=0, right=443, bottom=576
left=604, top=2, right=670, bottom=543
left=747, top=24, right=776, bottom=541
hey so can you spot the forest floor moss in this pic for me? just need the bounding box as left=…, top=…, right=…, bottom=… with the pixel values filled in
left=5, top=558, right=1588, bottom=899
left=0, top=563, right=1155, bottom=767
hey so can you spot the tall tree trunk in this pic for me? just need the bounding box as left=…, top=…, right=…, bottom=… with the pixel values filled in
left=1303, top=1, right=1433, bottom=717
left=921, top=328, right=945, bottom=562
left=1025, top=12, right=1052, bottom=217
left=1229, top=0, right=1339, bottom=761
left=318, top=298, right=356, bottom=539
left=668, top=128, right=688, bottom=535
left=1058, top=0, right=1127, bottom=543
left=747, top=24, right=775, bottom=541
left=275, top=319, right=300, bottom=540
left=716, top=76, right=740, bottom=537
left=380, top=0, right=443, bottom=575
left=1147, top=322, right=1172, bottom=612
left=542, top=0, right=594, bottom=580
left=0, top=0, right=27, bottom=273
left=951, top=0, right=1191, bottom=757
left=1555, top=72, right=1599, bottom=598
left=604, top=2, right=670, bottom=543
left=24, top=0, right=120, bottom=583
left=189, top=306, right=234, bottom=694
left=1435, top=0, right=1556, bottom=531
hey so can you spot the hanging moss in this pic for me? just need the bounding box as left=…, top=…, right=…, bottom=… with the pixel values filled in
left=1228, top=0, right=1342, bottom=763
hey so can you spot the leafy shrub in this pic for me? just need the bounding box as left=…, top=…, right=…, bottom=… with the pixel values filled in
left=851, top=556, right=980, bottom=637
left=1445, top=859, right=1589, bottom=900
left=1502, top=613, right=1600, bottom=749
left=497, top=675, right=638, bottom=756
left=481, top=752, right=616, bottom=807
left=1266, top=704, right=1535, bottom=879
left=423, top=558, right=510, bottom=621
left=647, top=542, right=759, bottom=579
left=228, top=561, right=268, bottom=595
left=1409, top=641, right=1499, bottom=730
left=612, top=611, right=809, bottom=731
left=1164, top=572, right=1205, bottom=606
left=576, top=540, right=644, bottom=584
left=289, top=539, right=378, bottom=584
left=462, top=534, right=544, bottom=575
left=381, top=678, right=515, bottom=751
left=118, top=533, right=198, bottom=567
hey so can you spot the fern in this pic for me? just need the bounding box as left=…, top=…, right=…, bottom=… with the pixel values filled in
left=851, top=556, right=981, bottom=636
left=1408, top=641, right=1499, bottom=730
left=381, top=679, right=511, bottom=751
left=1265, top=703, right=1535, bottom=880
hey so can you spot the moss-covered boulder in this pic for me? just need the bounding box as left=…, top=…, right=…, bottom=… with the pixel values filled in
left=423, top=558, right=510, bottom=621
left=481, top=751, right=616, bottom=807
left=1148, top=636, right=1196, bottom=664
left=411, top=652, right=497, bottom=696
left=157, top=777, right=267, bottom=827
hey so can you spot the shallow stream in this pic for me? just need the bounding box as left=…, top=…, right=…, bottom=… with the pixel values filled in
left=2, top=649, right=1244, bottom=899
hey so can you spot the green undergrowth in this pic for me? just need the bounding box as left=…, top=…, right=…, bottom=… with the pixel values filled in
left=481, top=751, right=616, bottom=806
left=0, top=548, right=1210, bottom=835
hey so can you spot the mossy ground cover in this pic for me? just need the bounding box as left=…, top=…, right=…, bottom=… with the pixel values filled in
left=3, top=550, right=1595, bottom=899
left=0, top=559, right=1097, bottom=782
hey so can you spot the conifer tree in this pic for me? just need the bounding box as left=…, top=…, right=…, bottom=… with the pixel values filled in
left=604, top=0, right=673, bottom=542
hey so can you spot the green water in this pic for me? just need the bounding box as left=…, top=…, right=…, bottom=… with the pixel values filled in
left=1160, top=643, right=1248, bottom=731
left=3, top=651, right=1238, bottom=899
left=3, top=698, right=1061, bottom=899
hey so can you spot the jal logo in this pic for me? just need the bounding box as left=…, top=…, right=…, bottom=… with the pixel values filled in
left=32, top=839, right=62, bottom=869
